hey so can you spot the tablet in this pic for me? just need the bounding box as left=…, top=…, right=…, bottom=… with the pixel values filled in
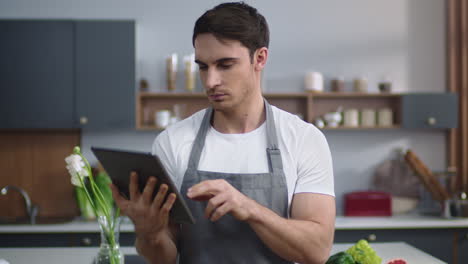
left=91, top=147, right=195, bottom=224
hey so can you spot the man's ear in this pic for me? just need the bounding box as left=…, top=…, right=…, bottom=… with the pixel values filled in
left=254, top=47, right=268, bottom=71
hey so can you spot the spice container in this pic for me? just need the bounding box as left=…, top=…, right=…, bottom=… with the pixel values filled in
left=155, top=110, right=171, bottom=128
left=304, top=71, right=323, bottom=92
left=378, top=80, right=392, bottom=93
left=361, top=109, right=376, bottom=127
left=166, top=53, right=178, bottom=91
left=343, top=109, right=359, bottom=127
left=377, top=108, right=393, bottom=127
left=353, top=77, right=368, bottom=93
left=184, top=54, right=196, bottom=92
left=330, top=77, right=345, bottom=92
left=139, top=79, right=149, bottom=92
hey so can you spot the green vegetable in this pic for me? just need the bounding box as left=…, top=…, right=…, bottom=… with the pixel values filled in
left=346, top=239, right=382, bottom=264
left=75, top=171, right=114, bottom=219
left=326, top=251, right=355, bottom=264
left=75, top=186, right=96, bottom=220
left=93, top=171, right=114, bottom=216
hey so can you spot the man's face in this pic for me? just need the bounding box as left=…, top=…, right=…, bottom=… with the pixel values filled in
left=194, top=33, right=257, bottom=111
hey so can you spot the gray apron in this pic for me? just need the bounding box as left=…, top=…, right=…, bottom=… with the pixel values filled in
left=179, top=100, right=293, bottom=264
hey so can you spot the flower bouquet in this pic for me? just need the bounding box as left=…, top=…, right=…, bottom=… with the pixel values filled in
left=65, top=146, right=123, bottom=264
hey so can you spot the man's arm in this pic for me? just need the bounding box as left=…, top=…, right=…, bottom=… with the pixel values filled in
left=247, top=193, right=335, bottom=264
left=187, top=181, right=335, bottom=264
left=135, top=222, right=179, bottom=264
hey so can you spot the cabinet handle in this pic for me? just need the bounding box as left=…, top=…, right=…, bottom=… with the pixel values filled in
left=80, top=116, right=88, bottom=125
left=367, top=234, right=377, bottom=241
left=81, top=237, right=92, bottom=246
left=427, top=117, right=437, bottom=126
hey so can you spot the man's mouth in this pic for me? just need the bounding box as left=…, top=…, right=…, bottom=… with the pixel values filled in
left=208, top=93, right=227, bottom=101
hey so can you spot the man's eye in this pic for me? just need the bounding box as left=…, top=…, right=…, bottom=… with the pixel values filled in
left=198, top=65, right=208, bottom=71
left=219, top=64, right=232, bottom=70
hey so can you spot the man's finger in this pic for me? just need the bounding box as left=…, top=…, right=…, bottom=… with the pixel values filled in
left=210, top=202, right=231, bottom=222
left=191, top=193, right=215, bottom=202
left=204, top=193, right=225, bottom=219
left=129, top=171, right=140, bottom=200
left=187, top=180, right=218, bottom=200
left=110, top=183, right=129, bottom=210
left=141, top=177, right=157, bottom=204
left=160, top=193, right=177, bottom=219
left=152, top=184, right=169, bottom=210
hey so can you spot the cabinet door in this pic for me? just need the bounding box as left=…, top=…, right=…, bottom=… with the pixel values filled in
left=75, top=21, right=135, bottom=129
left=457, top=230, right=468, bottom=264
left=402, top=93, right=458, bottom=129
left=0, top=21, right=75, bottom=128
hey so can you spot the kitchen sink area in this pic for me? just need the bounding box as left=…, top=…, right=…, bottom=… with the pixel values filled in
left=0, top=216, right=76, bottom=225
left=0, top=216, right=135, bottom=233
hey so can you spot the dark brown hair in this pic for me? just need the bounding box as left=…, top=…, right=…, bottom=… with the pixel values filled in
left=192, top=2, right=270, bottom=61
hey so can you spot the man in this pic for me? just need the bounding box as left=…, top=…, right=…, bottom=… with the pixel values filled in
left=111, top=2, right=335, bottom=264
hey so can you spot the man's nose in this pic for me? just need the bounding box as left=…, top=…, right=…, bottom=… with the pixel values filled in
left=204, top=68, right=221, bottom=89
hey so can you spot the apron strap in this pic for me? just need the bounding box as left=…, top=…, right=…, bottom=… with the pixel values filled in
left=187, top=107, right=213, bottom=171
left=264, top=99, right=284, bottom=175
left=265, top=99, right=279, bottom=150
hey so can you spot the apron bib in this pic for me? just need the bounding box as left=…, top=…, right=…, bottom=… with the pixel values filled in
left=179, top=100, right=293, bottom=264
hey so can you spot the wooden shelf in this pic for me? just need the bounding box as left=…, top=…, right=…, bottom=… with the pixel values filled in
left=139, top=92, right=206, bottom=98
left=137, top=125, right=164, bottom=131
left=308, top=91, right=402, bottom=98
left=139, top=92, right=309, bottom=99
left=264, top=93, right=309, bottom=98
left=136, top=91, right=402, bottom=130
left=139, top=91, right=400, bottom=99
left=321, top=125, right=401, bottom=130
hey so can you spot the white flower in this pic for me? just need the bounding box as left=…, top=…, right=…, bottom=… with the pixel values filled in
left=65, top=154, right=89, bottom=187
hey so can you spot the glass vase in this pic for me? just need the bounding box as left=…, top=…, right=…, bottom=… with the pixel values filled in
left=93, top=215, right=124, bottom=264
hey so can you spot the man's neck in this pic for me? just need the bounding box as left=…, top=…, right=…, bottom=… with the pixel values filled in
left=212, top=94, right=265, bottom=134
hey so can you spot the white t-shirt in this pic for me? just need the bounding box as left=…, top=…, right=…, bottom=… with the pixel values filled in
left=152, top=105, right=335, bottom=206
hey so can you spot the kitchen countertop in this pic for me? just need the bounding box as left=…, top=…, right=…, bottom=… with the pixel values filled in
left=335, top=214, right=468, bottom=230
left=331, top=242, right=446, bottom=264
left=1, top=214, right=468, bottom=233
left=0, top=242, right=446, bottom=264
left=0, top=246, right=138, bottom=264
left=0, top=217, right=136, bottom=233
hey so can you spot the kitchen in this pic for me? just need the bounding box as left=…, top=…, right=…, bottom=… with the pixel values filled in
left=1, top=0, right=468, bottom=263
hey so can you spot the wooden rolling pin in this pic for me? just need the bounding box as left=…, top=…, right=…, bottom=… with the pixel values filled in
left=404, top=150, right=450, bottom=202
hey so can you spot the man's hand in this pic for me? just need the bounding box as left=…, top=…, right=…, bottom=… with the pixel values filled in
left=187, top=179, right=256, bottom=222
left=110, top=172, right=177, bottom=243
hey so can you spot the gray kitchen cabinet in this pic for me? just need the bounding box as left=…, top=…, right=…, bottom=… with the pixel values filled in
left=457, top=230, right=468, bottom=264
left=0, top=21, right=75, bottom=129
left=75, top=21, right=135, bottom=130
left=0, top=20, right=135, bottom=129
left=335, top=228, right=463, bottom=263
left=402, top=93, right=458, bottom=129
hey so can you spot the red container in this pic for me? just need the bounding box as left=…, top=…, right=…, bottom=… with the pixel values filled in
left=344, top=191, right=392, bottom=216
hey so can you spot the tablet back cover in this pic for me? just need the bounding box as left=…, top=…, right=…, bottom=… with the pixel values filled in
left=91, top=147, right=195, bottom=224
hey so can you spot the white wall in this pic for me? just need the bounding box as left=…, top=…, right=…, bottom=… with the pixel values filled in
left=0, top=0, right=447, bottom=214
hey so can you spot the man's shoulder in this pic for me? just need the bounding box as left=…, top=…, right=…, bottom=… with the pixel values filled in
left=271, top=105, right=322, bottom=136
left=171, top=108, right=206, bottom=130
left=156, top=108, right=206, bottom=142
